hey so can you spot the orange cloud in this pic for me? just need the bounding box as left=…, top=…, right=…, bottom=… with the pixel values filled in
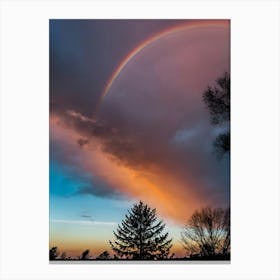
left=50, top=114, right=209, bottom=224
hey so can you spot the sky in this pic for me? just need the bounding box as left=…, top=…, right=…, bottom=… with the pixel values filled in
left=49, top=19, right=230, bottom=258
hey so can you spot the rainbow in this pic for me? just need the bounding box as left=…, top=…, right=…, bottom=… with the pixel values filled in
left=96, top=20, right=229, bottom=112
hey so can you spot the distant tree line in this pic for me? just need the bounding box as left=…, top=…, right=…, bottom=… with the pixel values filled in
left=49, top=247, right=113, bottom=260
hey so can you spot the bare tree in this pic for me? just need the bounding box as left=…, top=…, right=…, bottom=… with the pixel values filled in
left=222, top=207, right=230, bottom=254
left=181, top=207, right=230, bottom=258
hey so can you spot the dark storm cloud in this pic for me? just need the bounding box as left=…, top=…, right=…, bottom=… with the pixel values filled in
left=50, top=20, right=230, bottom=221
left=50, top=19, right=189, bottom=116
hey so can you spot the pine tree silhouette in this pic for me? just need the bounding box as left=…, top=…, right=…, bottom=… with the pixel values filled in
left=109, top=201, right=172, bottom=260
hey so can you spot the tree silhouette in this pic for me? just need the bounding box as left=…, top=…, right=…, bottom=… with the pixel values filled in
left=49, top=246, right=59, bottom=260
left=109, top=201, right=172, bottom=260
left=213, top=131, right=230, bottom=158
left=96, top=250, right=111, bottom=260
left=60, top=252, right=67, bottom=260
left=203, top=72, right=230, bottom=159
left=80, top=249, right=90, bottom=260
left=181, top=207, right=230, bottom=258
left=221, top=207, right=230, bottom=255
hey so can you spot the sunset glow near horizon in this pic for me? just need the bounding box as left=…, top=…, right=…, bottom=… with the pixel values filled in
left=50, top=19, right=230, bottom=258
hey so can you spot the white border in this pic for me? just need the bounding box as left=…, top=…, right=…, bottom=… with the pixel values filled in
left=1, top=0, right=279, bottom=279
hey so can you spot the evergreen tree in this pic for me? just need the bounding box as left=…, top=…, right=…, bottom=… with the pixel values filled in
left=109, top=201, right=172, bottom=260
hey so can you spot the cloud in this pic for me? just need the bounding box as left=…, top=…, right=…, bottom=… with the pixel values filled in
left=67, top=110, right=96, bottom=124
left=49, top=19, right=191, bottom=117
left=50, top=219, right=117, bottom=226
left=81, top=214, right=92, bottom=219
left=50, top=115, right=126, bottom=199
left=50, top=21, right=230, bottom=224
left=172, top=126, right=200, bottom=144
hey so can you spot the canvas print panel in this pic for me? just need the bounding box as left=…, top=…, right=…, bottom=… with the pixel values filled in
left=49, top=19, right=230, bottom=261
